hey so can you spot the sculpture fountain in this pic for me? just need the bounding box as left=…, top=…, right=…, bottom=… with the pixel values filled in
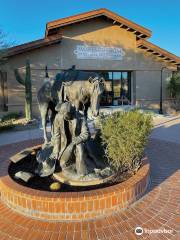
left=10, top=66, right=114, bottom=189
left=2, top=65, right=150, bottom=221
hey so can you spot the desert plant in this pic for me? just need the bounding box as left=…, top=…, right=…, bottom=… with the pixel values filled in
left=100, top=110, right=152, bottom=172
left=14, top=60, right=32, bottom=120
left=167, top=71, right=180, bottom=98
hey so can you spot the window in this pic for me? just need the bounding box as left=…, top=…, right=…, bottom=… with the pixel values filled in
left=100, top=71, right=131, bottom=106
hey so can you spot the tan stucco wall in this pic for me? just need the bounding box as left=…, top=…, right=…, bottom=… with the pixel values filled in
left=59, top=18, right=137, bottom=70
left=134, top=49, right=174, bottom=109
left=135, top=69, right=172, bottom=109
left=1, top=17, right=177, bottom=117
left=2, top=44, right=62, bottom=117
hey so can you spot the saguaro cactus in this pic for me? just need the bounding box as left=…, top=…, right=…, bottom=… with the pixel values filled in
left=14, top=60, right=32, bottom=120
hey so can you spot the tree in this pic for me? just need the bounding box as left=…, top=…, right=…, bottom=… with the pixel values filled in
left=167, top=71, right=180, bottom=98
left=167, top=71, right=180, bottom=111
left=0, top=29, right=10, bottom=66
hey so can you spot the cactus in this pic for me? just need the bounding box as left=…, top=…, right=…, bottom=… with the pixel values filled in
left=14, top=60, right=32, bottom=120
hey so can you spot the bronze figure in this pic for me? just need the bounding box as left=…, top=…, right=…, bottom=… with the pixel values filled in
left=37, top=102, right=91, bottom=177
left=37, top=66, right=104, bottom=143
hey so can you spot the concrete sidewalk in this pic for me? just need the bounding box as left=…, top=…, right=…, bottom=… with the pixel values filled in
left=0, top=115, right=180, bottom=146
left=0, top=126, right=50, bottom=146
left=151, top=115, right=180, bottom=144
left=0, top=120, right=96, bottom=146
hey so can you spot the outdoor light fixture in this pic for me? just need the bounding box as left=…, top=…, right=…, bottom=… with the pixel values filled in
left=45, top=65, right=49, bottom=78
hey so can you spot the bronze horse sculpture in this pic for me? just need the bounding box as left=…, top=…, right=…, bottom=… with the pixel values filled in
left=37, top=67, right=105, bottom=143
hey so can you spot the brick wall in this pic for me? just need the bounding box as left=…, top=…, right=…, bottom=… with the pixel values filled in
left=0, top=155, right=150, bottom=221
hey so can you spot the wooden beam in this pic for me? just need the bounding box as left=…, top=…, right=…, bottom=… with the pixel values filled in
left=127, top=28, right=136, bottom=32
left=159, top=55, right=166, bottom=58
left=153, top=52, right=161, bottom=56
left=121, top=25, right=128, bottom=29
left=138, top=43, right=178, bottom=65
left=135, top=31, right=141, bottom=35
left=141, top=34, right=147, bottom=38
left=147, top=49, right=154, bottom=53
left=142, top=46, right=148, bottom=50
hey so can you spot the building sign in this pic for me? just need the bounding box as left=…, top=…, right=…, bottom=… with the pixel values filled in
left=74, top=45, right=125, bottom=60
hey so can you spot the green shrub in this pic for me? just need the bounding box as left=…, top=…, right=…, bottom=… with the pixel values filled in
left=100, top=110, right=153, bottom=172
left=0, top=120, right=15, bottom=132
left=167, top=71, right=180, bottom=98
left=1, top=112, right=20, bottom=122
left=0, top=112, right=20, bottom=132
left=167, top=72, right=180, bottom=111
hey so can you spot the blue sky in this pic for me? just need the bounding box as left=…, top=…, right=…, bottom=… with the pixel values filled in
left=0, top=0, right=180, bottom=56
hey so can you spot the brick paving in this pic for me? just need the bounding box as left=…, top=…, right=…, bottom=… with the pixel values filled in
left=152, top=116, right=180, bottom=144
left=0, top=138, right=179, bottom=239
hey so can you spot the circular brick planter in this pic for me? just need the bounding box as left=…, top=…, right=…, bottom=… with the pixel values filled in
left=0, top=152, right=150, bottom=221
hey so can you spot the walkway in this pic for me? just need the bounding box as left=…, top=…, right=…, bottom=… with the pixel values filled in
left=152, top=116, right=180, bottom=144
left=0, top=138, right=179, bottom=239
left=0, top=126, right=45, bottom=146
left=0, top=115, right=179, bottom=239
left=0, top=115, right=180, bottom=146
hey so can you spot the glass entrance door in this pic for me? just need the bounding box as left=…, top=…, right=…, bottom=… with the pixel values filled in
left=120, top=72, right=131, bottom=105
left=100, top=71, right=131, bottom=106
left=113, top=72, right=121, bottom=98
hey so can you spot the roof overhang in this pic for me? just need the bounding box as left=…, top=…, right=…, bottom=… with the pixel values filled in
left=46, top=8, right=152, bottom=39
left=6, top=35, right=62, bottom=58
left=137, top=39, right=180, bottom=66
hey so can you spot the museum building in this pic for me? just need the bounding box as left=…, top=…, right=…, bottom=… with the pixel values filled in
left=0, top=8, right=179, bottom=116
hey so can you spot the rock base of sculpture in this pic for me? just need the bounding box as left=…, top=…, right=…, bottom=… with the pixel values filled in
left=8, top=145, right=115, bottom=191
left=53, top=165, right=114, bottom=187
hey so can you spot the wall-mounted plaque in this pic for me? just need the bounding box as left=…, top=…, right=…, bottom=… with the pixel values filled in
left=74, top=45, right=125, bottom=60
